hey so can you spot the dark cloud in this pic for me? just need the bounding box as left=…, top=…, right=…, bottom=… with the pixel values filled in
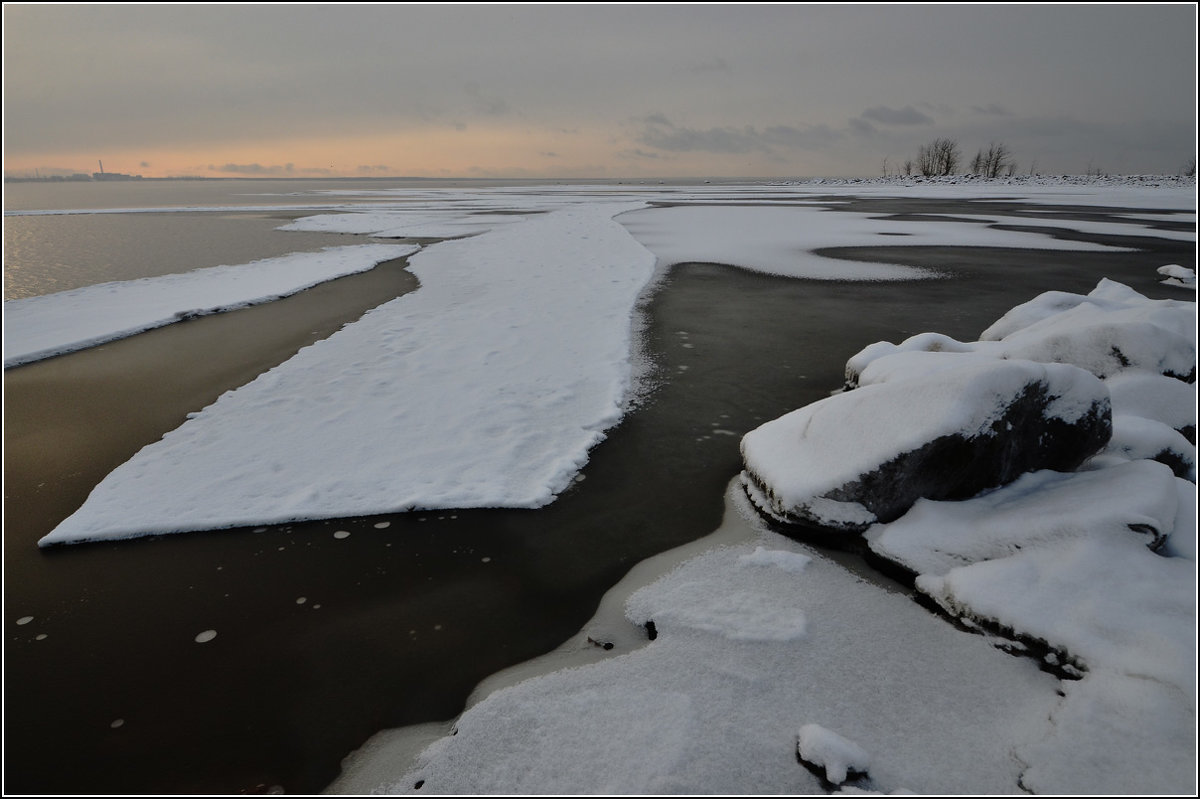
left=356, top=165, right=392, bottom=174
left=209, top=162, right=332, bottom=176
left=540, top=151, right=559, bottom=158
left=464, top=82, right=510, bottom=116
left=636, top=116, right=766, bottom=154
left=634, top=116, right=842, bottom=156
left=688, top=56, right=730, bottom=73
left=916, top=101, right=956, bottom=116
left=619, top=148, right=666, bottom=160
left=848, top=118, right=877, bottom=136
left=762, top=124, right=843, bottom=150
left=210, top=162, right=292, bottom=175
left=861, top=105, right=934, bottom=126
left=972, top=103, right=1012, bottom=116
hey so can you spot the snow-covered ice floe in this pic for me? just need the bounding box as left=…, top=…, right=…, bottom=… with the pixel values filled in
left=3, top=244, right=417, bottom=368
left=38, top=202, right=656, bottom=544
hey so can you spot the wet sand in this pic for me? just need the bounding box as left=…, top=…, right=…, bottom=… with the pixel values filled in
left=3, top=197, right=1192, bottom=794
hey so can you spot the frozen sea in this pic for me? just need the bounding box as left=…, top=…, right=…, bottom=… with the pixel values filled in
left=3, top=176, right=1195, bottom=794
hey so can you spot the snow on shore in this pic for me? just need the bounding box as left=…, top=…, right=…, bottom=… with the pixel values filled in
left=3, top=244, right=417, bottom=368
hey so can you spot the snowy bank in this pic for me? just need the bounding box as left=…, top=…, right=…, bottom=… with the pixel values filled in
left=3, top=244, right=417, bottom=368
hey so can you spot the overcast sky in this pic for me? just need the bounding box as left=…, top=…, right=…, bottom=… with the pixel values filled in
left=3, top=4, right=1196, bottom=179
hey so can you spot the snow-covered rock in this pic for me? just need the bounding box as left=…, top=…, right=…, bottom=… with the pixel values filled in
left=865, top=460, right=1182, bottom=578
left=740, top=358, right=1111, bottom=532
left=1158, top=263, right=1197, bottom=289
left=796, top=724, right=872, bottom=785
left=1104, top=371, right=1197, bottom=442
left=1101, top=414, right=1196, bottom=481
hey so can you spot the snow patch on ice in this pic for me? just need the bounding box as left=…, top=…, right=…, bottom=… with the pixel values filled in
left=618, top=204, right=1129, bottom=283
left=3, top=244, right=417, bottom=367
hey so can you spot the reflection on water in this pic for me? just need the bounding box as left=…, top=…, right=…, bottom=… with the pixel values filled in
left=3, top=213, right=372, bottom=300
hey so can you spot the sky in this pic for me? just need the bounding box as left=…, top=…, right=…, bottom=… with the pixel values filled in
left=3, top=4, right=1197, bottom=179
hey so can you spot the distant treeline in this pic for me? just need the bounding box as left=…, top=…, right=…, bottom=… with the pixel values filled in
left=884, top=139, right=1198, bottom=179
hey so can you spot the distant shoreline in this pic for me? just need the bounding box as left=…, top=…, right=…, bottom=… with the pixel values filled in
left=7, top=173, right=1196, bottom=186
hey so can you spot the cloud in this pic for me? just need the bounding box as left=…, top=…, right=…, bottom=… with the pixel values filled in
left=688, top=56, right=730, bottom=73
left=540, top=151, right=559, bottom=158
left=916, top=102, right=957, bottom=116
left=761, top=124, right=842, bottom=150
left=210, top=162, right=291, bottom=175
left=209, top=162, right=331, bottom=176
left=635, top=115, right=765, bottom=154
left=634, top=115, right=842, bottom=156
left=971, top=103, right=1012, bottom=116
left=618, top=148, right=667, bottom=160
left=463, top=82, right=510, bottom=116
left=860, top=105, right=934, bottom=126
left=848, top=117, right=877, bottom=136
left=355, top=164, right=392, bottom=174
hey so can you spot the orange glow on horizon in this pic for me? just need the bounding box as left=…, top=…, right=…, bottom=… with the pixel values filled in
left=5, top=126, right=829, bottom=181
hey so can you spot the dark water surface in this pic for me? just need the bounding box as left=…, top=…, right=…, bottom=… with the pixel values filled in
left=4, top=196, right=1192, bottom=794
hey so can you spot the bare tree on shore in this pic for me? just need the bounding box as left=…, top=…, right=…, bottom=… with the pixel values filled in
left=970, top=142, right=1014, bottom=178
left=917, top=138, right=960, bottom=176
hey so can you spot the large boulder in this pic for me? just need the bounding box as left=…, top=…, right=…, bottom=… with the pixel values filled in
left=741, top=357, right=1112, bottom=532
